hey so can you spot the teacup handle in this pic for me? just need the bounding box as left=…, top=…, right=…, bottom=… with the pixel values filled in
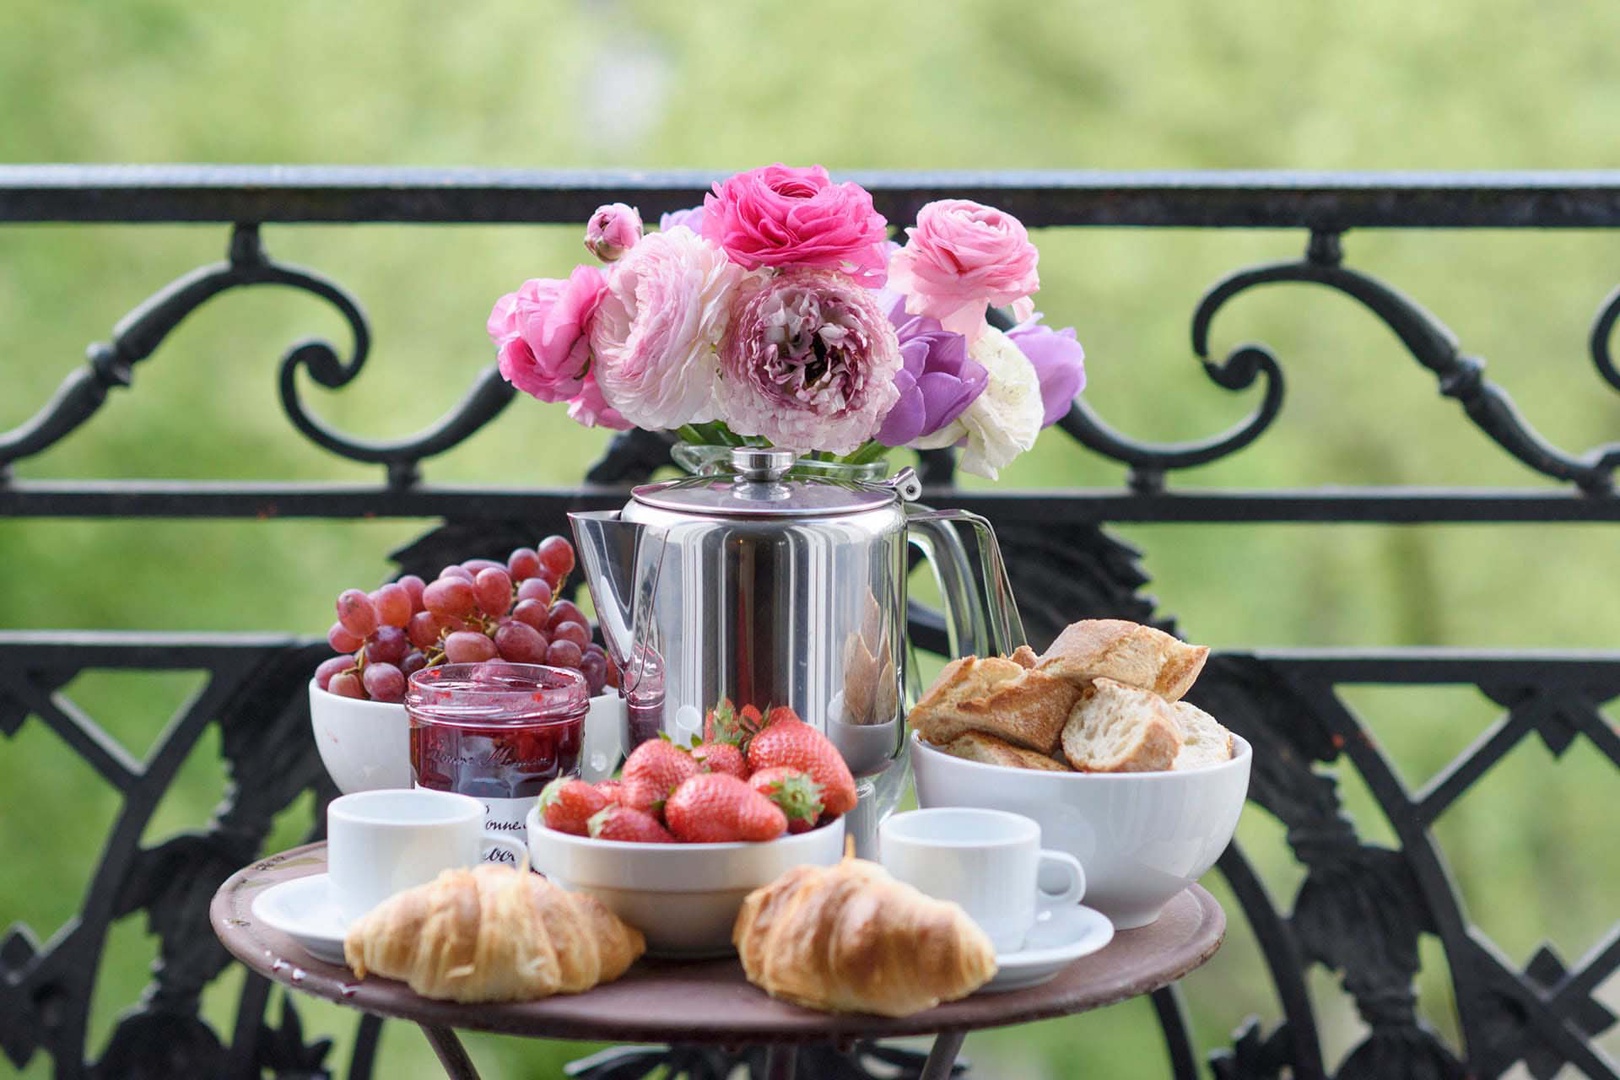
left=1036, top=849, right=1086, bottom=909
left=482, top=832, right=530, bottom=871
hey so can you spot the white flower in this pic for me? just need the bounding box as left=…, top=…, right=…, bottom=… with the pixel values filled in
left=910, top=327, right=1042, bottom=479
left=590, top=228, right=742, bottom=431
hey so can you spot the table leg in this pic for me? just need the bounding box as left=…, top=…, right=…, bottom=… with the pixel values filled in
left=920, top=1030, right=966, bottom=1080
left=762, top=1043, right=796, bottom=1080
left=419, top=1024, right=482, bottom=1080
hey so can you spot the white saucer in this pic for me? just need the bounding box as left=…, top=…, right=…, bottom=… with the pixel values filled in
left=982, top=904, right=1115, bottom=993
left=250, top=874, right=351, bottom=965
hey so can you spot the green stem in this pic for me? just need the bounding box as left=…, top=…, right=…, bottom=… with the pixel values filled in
left=675, top=424, right=710, bottom=445
left=840, top=440, right=892, bottom=466
left=713, top=423, right=748, bottom=447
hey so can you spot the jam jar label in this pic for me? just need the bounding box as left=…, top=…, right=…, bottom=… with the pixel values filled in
left=476, top=795, right=534, bottom=863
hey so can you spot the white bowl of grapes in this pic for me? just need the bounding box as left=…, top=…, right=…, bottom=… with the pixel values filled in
left=309, top=536, right=623, bottom=795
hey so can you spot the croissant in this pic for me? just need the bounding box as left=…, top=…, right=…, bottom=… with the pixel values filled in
left=733, top=856, right=997, bottom=1017
left=343, top=865, right=644, bottom=1002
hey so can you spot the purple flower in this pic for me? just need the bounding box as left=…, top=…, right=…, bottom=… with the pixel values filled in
left=876, top=316, right=989, bottom=446
left=1007, top=315, right=1086, bottom=428
left=659, top=205, right=706, bottom=234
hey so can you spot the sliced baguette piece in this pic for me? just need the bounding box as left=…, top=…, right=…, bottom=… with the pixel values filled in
left=1169, top=700, right=1234, bottom=770
left=907, top=655, right=1080, bottom=754
left=937, top=731, right=1073, bottom=772
left=1060, top=677, right=1183, bottom=773
left=1037, top=619, right=1209, bottom=702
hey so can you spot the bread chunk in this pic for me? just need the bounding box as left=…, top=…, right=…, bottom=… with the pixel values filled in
left=1060, top=677, right=1183, bottom=772
left=907, top=655, right=1080, bottom=754
left=1037, top=619, right=1209, bottom=702
left=1169, top=700, right=1234, bottom=770
left=938, top=731, right=1072, bottom=772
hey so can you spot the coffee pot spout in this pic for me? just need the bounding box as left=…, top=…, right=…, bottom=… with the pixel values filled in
left=567, top=510, right=643, bottom=674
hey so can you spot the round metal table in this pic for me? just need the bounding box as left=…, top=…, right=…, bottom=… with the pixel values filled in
left=211, top=843, right=1225, bottom=1080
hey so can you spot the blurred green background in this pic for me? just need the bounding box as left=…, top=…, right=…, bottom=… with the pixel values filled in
left=4, top=0, right=1620, bottom=1076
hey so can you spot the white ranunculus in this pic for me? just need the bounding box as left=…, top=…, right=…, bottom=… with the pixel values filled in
left=590, top=228, right=741, bottom=431
left=910, top=327, right=1042, bottom=479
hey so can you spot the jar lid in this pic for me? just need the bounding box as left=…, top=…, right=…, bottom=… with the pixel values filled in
left=631, top=447, right=906, bottom=518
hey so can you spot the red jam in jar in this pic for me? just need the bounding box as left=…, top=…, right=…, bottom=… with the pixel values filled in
left=406, top=662, right=587, bottom=858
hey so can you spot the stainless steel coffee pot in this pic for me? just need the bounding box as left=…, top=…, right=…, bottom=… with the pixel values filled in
left=571, top=447, right=1023, bottom=840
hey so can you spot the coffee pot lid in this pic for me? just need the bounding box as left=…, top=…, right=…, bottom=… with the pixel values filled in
left=630, top=447, right=916, bottom=518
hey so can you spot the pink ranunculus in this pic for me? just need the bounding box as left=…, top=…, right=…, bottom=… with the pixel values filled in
left=717, top=268, right=903, bottom=454
left=589, top=228, right=742, bottom=431
left=887, top=199, right=1040, bottom=343
left=1007, top=315, right=1087, bottom=428
left=487, top=265, right=607, bottom=402
left=566, top=372, right=633, bottom=430
left=702, top=164, right=890, bottom=286
left=584, top=203, right=643, bottom=262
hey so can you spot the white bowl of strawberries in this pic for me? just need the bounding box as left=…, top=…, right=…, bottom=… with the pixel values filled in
left=527, top=707, right=854, bottom=958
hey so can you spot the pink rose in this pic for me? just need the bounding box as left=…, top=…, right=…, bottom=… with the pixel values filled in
left=590, top=228, right=742, bottom=431
left=487, top=265, right=607, bottom=402
left=717, top=268, right=903, bottom=454
left=702, top=164, right=889, bottom=286
left=887, top=199, right=1040, bottom=342
left=566, top=372, right=633, bottom=430
left=584, top=202, right=643, bottom=262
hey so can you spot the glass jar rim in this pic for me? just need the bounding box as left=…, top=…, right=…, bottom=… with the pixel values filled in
left=405, top=661, right=588, bottom=721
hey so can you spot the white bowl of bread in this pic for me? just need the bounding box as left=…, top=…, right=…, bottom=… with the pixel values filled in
left=526, top=807, right=846, bottom=959
left=909, top=619, right=1250, bottom=929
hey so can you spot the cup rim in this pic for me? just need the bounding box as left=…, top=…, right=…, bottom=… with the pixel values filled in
left=328, top=788, right=484, bottom=827
left=880, top=806, right=1041, bottom=848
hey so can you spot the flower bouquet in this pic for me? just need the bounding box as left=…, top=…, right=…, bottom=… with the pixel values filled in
left=488, top=164, right=1085, bottom=479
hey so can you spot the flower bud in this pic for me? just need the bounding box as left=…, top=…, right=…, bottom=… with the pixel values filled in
left=584, top=203, right=643, bottom=262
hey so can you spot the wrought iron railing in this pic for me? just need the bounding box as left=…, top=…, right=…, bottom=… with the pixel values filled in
left=3, top=165, right=1619, bottom=1080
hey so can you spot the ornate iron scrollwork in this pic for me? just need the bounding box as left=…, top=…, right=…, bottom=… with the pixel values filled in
left=1058, top=230, right=1620, bottom=494
left=0, top=223, right=518, bottom=489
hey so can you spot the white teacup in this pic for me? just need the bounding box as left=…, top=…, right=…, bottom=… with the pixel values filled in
left=879, top=807, right=1086, bottom=953
left=327, top=788, right=528, bottom=922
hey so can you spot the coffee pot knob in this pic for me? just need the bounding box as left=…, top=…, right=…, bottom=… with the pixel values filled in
left=729, top=447, right=797, bottom=482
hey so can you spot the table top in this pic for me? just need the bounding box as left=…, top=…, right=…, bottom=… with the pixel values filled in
left=211, top=842, right=1225, bottom=1046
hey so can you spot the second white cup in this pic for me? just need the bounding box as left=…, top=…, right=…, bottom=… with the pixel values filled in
left=327, top=788, right=528, bottom=922
left=879, top=807, right=1085, bottom=953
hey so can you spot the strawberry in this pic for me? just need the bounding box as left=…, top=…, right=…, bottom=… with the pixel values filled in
left=587, top=805, right=675, bottom=843
left=691, top=740, right=748, bottom=780
left=538, top=777, right=610, bottom=836
left=764, top=705, right=800, bottom=728
left=703, top=698, right=770, bottom=748
left=594, top=779, right=625, bottom=805
left=746, top=720, right=857, bottom=817
left=748, top=766, right=824, bottom=833
left=620, top=738, right=700, bottom=818
left=664, top=774, right=787, bottom=843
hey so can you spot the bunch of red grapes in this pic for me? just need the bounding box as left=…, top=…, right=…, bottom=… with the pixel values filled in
left=313, top=535, right=618, bottom=703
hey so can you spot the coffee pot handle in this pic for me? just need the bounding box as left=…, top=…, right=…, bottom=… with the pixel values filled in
left=905, top=507, right=1026, bottom=660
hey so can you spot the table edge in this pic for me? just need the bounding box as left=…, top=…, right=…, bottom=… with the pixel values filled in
left=211, top=842, right=1226, bottom=1045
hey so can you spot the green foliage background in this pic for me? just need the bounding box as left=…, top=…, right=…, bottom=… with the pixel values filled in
left=3, top=1, right=1620, bottom=1076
